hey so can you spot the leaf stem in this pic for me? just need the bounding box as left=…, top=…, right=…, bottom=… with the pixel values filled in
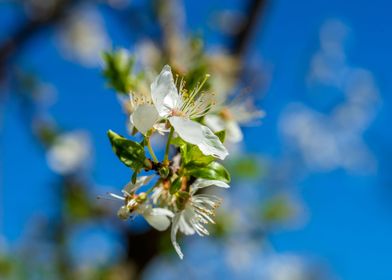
left=163, top=126, right=174, bottom=165
left=146, top=136, right=158, bottom=163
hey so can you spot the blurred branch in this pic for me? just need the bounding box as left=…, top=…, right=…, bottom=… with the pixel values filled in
left=0, top=0, right=79, bottom=80
left=230, top=0, right=267, bottom=56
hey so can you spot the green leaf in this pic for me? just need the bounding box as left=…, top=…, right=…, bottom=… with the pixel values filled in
left=170, top=177, right=182, bottom=194
left=171, top=137, right=189, bottom=161
left=215, top=130, right=226, bottom=143
left=227, top=156, right=263, bottom=179
left=102, top=49, right=136, bottom=94
left=107, top=130, right=146, bottom=171
left=261, top=196, right=296, bottom=223
left=187, top=145, right=214, bottom=166
left=172, top=137, right=215, bottom=166
left=187, top=161, right=230, bottom=183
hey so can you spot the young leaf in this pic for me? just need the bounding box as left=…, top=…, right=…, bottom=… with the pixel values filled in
left=171, top=137, right=189, bottom=162
left=186, top=145, right=214, bottom=166
left=172, top=137, right=215, bottom=166
left=187, top=161, right=231, bottom=183
left=107, top=130, right=146, bottom=171
left=102, top=49, right=135, bottom=94
left=215, top=130, right=226, bottom=143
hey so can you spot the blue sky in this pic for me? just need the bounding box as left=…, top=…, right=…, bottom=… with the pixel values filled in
left=1, top=0, right=392, bottom=279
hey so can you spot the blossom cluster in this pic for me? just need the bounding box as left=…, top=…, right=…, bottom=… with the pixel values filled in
left=103, top=56, right=262, bottom=259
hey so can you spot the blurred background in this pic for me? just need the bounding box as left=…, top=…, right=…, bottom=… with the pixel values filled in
left=0, top=0, right=391, bottom=279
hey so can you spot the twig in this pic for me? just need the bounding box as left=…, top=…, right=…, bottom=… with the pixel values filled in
left=0, top=0, right=78, bottom=79
left=230, top=0, right=267, bottom=56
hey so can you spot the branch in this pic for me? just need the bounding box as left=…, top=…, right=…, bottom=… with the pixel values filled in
left=0, top=0, right=78, bottom=79
left=230, top=0, right=267, bottom=56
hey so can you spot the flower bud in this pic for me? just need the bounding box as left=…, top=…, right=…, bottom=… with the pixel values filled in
left=117, top=206, right=131, bottom=220
left=159, top=166, right=170, bottom=178
left=175, top=191, right=190, bottom=210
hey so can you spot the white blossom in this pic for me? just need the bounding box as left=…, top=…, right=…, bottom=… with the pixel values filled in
left=109, top=176, right=174, bottom=231
left=151, top=65, right=229, bottom=160
left=122, top=77, right=162, bottom=136
left=57, top=7, right=110, bottom=67
left=205, top=99, right=264, bottom=143
left=46, top=131, right=91, bottom=175
left=171, top=179, right=230, bottom=259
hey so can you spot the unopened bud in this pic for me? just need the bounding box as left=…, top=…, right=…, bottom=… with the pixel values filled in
left=117, top=206, right=131, bottom=220
left=159, top=166, right=170, bottom=178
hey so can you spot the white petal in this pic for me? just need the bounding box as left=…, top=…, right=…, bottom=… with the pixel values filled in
left=198, top=125, right=229, bottom=160
left=226, top=120, right=243, bottom=143
left=151, top=65, right=181, bottom=118
left=190, top=179, right=230, bottom=193
left=130, top=104, right=159, bottom=135
left=171, top=213, right=184, bottom=259
left=179, top=212, right=196, bottom=235
left=229, top=101, right=265, bottom=123
left=123, top=175, right=154, bottom=194
left=204, top=114, right=226, bottom=132
left=143, top=212, right=171, bottom=231
left=169, top=116, right=228, bottom=160
left=150, top=207, right=175, bottom=218
left=153, top=122, right=170, bottom=135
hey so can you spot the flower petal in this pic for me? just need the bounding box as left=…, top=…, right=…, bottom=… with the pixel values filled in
left=229, top=100, right=265, bottom=123
left=151, top=65, right=181, bottom=118
left=179, top=212, right=196, bottom=235
left=153, top=122, right=170, bottom=135
left=226, top=120, right=243, bottom=143
left=171, top=213, right=184, bottom=259
left=169, top=116, right=229, bottom=160
left=190, top=179, right=230, bottom=193
left=123, top=175, right=154, bottom=194
left=144, top=212, right=171, bottom=231
left=150, top=207, right=175, bottom=218
left=204, top=114, right=225, bottom=132
left=130, top=104, right=159, bottom=135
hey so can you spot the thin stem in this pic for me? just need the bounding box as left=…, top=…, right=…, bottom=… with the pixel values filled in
left=146, top=137, right=158, bottom=163
left=163, top=127, right=174, bottom=165
left=145, top=180, right=161, bottom=195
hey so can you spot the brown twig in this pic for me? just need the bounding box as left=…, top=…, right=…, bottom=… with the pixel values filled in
left=230, top=0, right=267, bottom=56
left=0, top=0, right=78, bottom=79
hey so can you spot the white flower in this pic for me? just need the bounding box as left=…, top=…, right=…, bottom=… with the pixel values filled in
left=127, top=84, right=161, bottom=135
left=110, top=176, right=174, bottom=231
left=57, top=7, right=110, bottom=67
left=136, top=204, right=174, bottom=231
left=151, top=183, right=170, bottom=206
left=150, top=65, right=229, bottom=159
left=46, top=131, right=91, bottom=174
left=170, top=179, right=230, bottom=259
left=204, top=99, right=264, bottom=143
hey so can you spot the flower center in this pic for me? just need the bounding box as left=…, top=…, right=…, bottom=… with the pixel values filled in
left=171, top=109, right=186, bottom=117
left=220, top=108, right=233, bottom=120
